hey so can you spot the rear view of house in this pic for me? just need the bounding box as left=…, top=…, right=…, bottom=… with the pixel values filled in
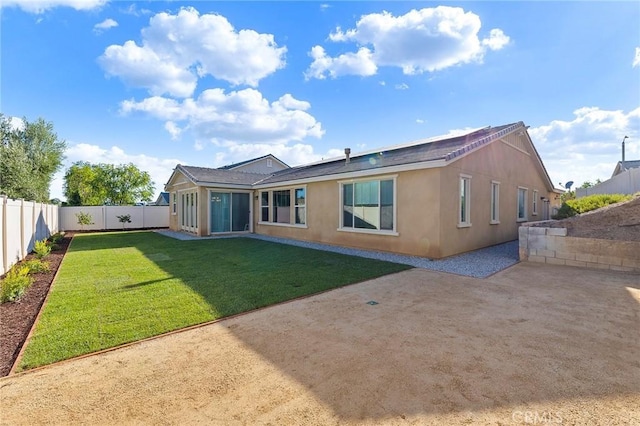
left=165, top=122, right=560, bottom=258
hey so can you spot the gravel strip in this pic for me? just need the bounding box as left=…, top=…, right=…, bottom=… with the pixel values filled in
left=155, top=230, right=519, bottom=278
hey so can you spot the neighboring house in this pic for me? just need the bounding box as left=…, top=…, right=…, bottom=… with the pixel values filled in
left=165, top=121, right=560, bottom=258
left=576, top=159, right=640, bottom=198
left=218, top=154, right=289, bottom=174
left=153, top=192, right=170, bottom=206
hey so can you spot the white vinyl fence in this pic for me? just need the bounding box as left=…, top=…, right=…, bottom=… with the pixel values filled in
left=1, top=196, right=59, bottom=275
left=60, top=205, right=169, bottom=231
left=576, top=168, right=640, bottom=198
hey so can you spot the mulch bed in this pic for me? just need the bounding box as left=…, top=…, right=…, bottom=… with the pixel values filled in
left=0, top=233, right=73, bottom=377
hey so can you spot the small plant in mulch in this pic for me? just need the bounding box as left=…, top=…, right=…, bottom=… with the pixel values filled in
left=0, top=265, right=33, bottom=303
left=76, top=212, right=94, bottom=231
left=49, top=232, right=64, bottom=245
left=116, top=214, right=132, bottom=230
left=33, top=240, right=51, bottom=259
left=23, top=259, right=51, bottom=274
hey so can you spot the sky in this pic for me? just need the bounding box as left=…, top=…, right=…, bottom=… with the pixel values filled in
left=1, top=0, right=639, bottom=201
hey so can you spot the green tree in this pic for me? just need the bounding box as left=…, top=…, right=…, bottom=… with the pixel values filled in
left=0, top=114, right=66, bottom=202
left=64, top=162, right=154, bottom=206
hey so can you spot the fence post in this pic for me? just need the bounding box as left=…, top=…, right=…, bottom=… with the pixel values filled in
left=1, top=196, right=6, bottom=275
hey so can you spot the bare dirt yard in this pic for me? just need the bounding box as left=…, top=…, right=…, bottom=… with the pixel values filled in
left=535, top=196, right=640, bottom=241
left=1, top=263, right=638, bottom=425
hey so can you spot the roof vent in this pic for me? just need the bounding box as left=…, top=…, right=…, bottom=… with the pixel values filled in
left=345, top=148, right=351, bottom=164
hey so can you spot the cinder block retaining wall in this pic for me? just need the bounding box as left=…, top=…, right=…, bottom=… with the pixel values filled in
left=519, top=226, right=640, bottom=273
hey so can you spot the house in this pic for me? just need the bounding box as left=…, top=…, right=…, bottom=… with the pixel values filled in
left=153, top=192, right=170, bottom=206
left=611, top=159, right=640, bottom=177
left=576, top=158, right=640, bottom=198
left=165, top=121, right=560, bottom=258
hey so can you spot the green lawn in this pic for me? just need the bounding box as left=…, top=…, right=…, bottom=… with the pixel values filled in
left=18, top=231, right=410, bottom=371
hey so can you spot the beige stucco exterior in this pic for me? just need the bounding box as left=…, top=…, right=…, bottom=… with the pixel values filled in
left=165, top=131, right=557, bottom=259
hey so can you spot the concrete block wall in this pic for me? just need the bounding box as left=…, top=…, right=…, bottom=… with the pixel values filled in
left=519, top=226, right=640, bottom=273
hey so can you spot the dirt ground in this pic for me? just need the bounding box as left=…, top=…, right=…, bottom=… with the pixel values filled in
left=535, top=196, right=640, bottom=241
left=0, top=263, right=638, bottom=425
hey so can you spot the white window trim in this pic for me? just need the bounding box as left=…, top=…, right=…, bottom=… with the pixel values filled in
left=517, top=186, right=528, bottom=222
left=294, top=187, right=306, bottom=225
left=338, top=174, right=398, bottom=235
left=490, top=181, right=500, bottom=225
left=532, top=190, right=538, bottom=216
left=171, top=192, right=177, bottom=215
left=458, top=174, right=472, bottom=228
left=258, top=185, right=308, bottom=227
left=266, top=158, right=273, bottom=168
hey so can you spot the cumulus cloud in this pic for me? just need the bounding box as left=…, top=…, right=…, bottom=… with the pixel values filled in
left=633, top=47, right=640, bottom=68
left=395, top=83, right=409, bottom=90
left=306, top=6, right=510, bottom=79
left=93, top=18, right=118, bottom=34
left=212, top=142, right=343, bottom=169
left=99, top=7, right=286, bottom=97
left=120, top=88, right=324, bottom=145
left=529, top=107, right=640, bottom=188
left=50, top=143, right=185, bottom=200
left=1, top=0, right=106, bottom=13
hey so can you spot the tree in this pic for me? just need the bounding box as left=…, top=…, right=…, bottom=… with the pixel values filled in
left=579, top=178, right=603, bottom=189
left=0, top=114, right=66, bottom=202
left=64, top=162, right=155, bottom=206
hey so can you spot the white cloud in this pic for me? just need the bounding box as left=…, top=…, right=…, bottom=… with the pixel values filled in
left=633, top=47, right=640, bottom=68
left=212, top=142, right=343, bottom=169
left=164, top=121, right=182, bottom=140
left=50, top=143, right=186, bottom=200
left=99, top=7, right=286, bottom=97
left=306, top=6, right=509, bottom=79
left=529, top=107, right=640, bottom=188
left=416, top=119, right=424, bottom=124
left=1, top=0, right=106, bottom=13
left=305, top=46, right=377, bottom=80
left=120, top=3, right=151, bottom=17
left=395, top=83, right=409, bottom=90
left=93, top=18, right=118, bottom=34
left=120, top=88, right=324, bottom=145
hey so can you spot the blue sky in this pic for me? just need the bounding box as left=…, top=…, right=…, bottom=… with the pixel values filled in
left=2, top=1, right=639, bottom=201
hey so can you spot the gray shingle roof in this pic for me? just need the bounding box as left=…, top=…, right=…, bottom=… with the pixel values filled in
left=178, top=165, right=267, bottom=186
left=176, top=122, right=527, bottom=187
left=218, top=154, right=289, bottom=170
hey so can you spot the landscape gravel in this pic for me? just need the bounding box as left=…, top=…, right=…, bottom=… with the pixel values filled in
left=156, top=230, right=519, bottom=278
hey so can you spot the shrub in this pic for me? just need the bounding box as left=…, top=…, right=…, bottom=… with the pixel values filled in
left=49, top=232, right=64, bottom=244
left=33, top=239, right=51, bottom=259
left=76, top=212, right=93, bottom=230
left=0, top=265, right=33, bottom=303
left=23, top=259, right=51, bottom=274
left=116, top=214, right=132, bottom=229
left=553, top=193, right=632, bottom=219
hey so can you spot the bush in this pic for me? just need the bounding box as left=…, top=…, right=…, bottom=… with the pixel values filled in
left=76, top=212, right=93, bottom=230
left=49, top=232, right=64, bottom=244
left=33, top=239, right=51, bottom=259
left=23, top=259, right=51, bottom=274
left=0, top=265, right=33, bottom=303
left=553, top=193, right=632, bottom=219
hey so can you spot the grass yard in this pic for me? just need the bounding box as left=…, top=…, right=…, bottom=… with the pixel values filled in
left=17, top=231, right=410, bottom=371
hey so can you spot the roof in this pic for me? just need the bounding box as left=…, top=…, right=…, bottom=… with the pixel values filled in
left=166, top=121, right=556, bottom=191
left=218, top=154, right=289, bottom=171
left=177, top=165, right=268, bottom=186
left=156, top=192, right=170, bottom=203
left=259, top=123, right=520, bottom=184
left=612, top=159, right=640, bottom=177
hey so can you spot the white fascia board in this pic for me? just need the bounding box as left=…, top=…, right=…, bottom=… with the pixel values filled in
left=253, top=159, right=446, bottom=189
left=194, top=181, right=254, bottom=190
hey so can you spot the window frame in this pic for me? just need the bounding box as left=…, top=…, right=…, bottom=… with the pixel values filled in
left=458, top=174, right=472, bottom=228
left=294, top=187, right=306, bottom=225
left=490, top=181, right=500, bottom=225
left=258, top=186, right=308, bottom=228
left=532, top=190, right=538, bottom=216
left=172, top=192, right=177, bottom=215
left=337, top=175, right=398, bottom=236
left=517, top=186, right=528, bottom=222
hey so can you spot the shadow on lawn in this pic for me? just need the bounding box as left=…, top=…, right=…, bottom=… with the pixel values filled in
left=73, top=231, right=640, bottom=422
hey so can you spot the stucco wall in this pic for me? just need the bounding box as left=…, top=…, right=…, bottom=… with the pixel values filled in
left=438, top=139, right=554, bottom=257
left=254, top=168, right=444, bottom=258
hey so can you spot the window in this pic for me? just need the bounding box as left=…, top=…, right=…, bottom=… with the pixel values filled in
left=341, top=178, right=395, bottom=232
left=295, top=188, right=306, bottom=225
left=260, top=187, right=307, bottom=226
left=459, top=175, right=471, bottom=227
left=172, top=192, right=177, bottom=215
left=518, top=187, right=528, bottom=221
left=490, top=181, right=500, bottom=224
left=266, top=158, right=273, bottom=168
left=532, top=190, right=538, bottom=216
left=260, top=192, right=269, bottom=222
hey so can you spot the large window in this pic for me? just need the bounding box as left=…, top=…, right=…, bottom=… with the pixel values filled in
left=490, top=181, right=500, bottom=224
left=459, top=175, right=471, bottom=227
left=341, top=178, right=394, bottom=232
left=532, top=190, right=538, bottom=216
left=518, top=187, right=528, bottom=221
left=260, top=187, right=306, bottom=226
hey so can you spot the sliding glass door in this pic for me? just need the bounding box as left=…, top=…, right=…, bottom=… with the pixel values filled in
left=210, top=192, right=250, bottom=234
